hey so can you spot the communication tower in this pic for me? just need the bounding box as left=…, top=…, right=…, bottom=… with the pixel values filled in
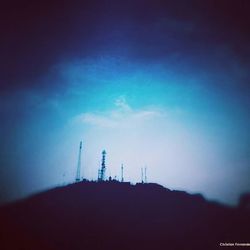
left=121, top=164, right=124, bottom=182
left=98, top=150, right=106, bottom=181
left=75, top=141, right=82, bottom=182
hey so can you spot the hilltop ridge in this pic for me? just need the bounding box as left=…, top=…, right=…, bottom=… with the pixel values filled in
left=0, top=181, right=249, bottom=250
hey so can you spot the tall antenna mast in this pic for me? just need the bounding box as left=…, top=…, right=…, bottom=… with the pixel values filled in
left=121, top=164, right=124, bottom=182
left=75, top=141, right=82, bottom=182
left=98, top=150, right=106, bottom=181
left=144, top=167, right=147, bottom=183
left=141, top=167, right=144, bottom=183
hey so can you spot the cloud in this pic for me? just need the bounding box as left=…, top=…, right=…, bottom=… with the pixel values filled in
left=2, top=0, right=250, bottom=91
left=114, top=96, right=132, bottom=112
left=72, top=97, right=164, bottom=129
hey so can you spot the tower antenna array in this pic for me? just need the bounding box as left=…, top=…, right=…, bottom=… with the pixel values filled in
left=75, top=141, right=82, bottom=182
left=121, top=164, right=124, bottom=182
left=141, top=168, right=144, bottom=183
left=98, top=150, right=106, bottom=181
left=140, top=167, right=147, bottom=183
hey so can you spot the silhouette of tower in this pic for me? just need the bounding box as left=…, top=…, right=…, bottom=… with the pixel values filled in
left=141, top=168, right=144, bottom=183
left=75, top=141, right=82, bottom=182
left=121, top=164, right=124, bottom=182
left=141, top=167, right=147, bottom=183
left=98, top=150, right=106, bottom=181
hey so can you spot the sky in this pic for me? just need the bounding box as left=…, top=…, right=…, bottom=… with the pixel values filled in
left=0, top=0, right=250, bottom=205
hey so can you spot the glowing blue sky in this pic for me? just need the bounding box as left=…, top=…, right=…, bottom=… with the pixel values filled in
left=0, top=1, right=250, bottom=205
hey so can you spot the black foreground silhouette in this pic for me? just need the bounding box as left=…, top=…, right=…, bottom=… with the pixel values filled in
left=0, top=181, right=249, bottom=250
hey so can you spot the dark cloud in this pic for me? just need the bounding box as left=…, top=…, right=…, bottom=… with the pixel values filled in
left=1, top=0, right=250, bottom=91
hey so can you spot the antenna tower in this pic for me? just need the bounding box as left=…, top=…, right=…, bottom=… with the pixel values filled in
left=141, top=168, right=144, bottom=183
left=121, top=164, right=124, bottom=182
left=75, top=141, right=82, bottom=182
left=98, top=150, right=106, bottom=181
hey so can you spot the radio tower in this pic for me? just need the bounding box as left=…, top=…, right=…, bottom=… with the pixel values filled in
left=121, top=164, right=124, bottom=182
left=75, top=141, right=82, bottom=182
left=141, top=168, right=144, bottom=183
left=98, top=150, right=106, bottom=181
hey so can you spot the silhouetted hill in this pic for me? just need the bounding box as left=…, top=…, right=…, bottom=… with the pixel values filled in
left=0, top=181, right=249, bottom=250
